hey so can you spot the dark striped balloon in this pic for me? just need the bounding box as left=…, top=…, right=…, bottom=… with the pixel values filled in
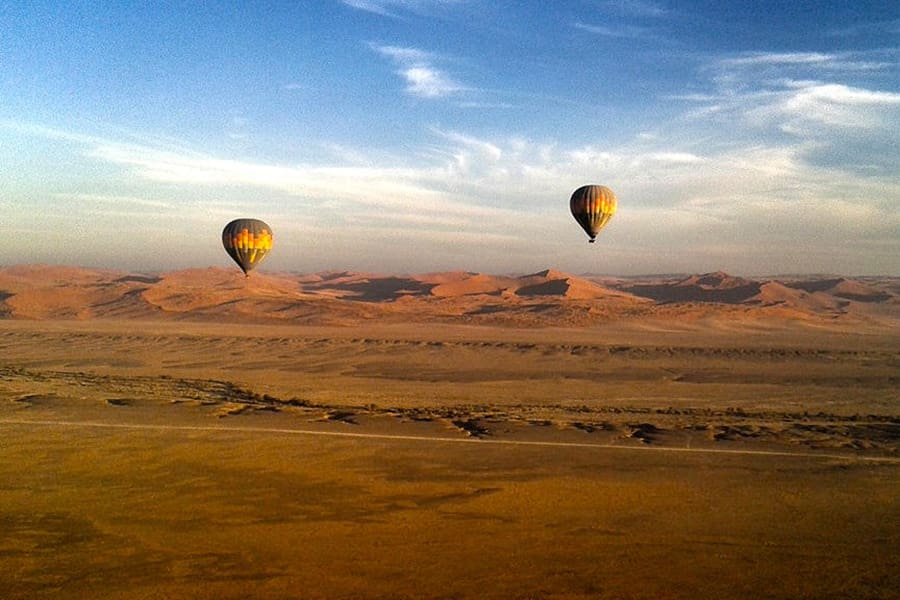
left=222, top=219, right=274, bottom=276
left=569, top=185, right=616, bottom=243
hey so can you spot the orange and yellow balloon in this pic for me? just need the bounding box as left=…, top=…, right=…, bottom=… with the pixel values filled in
left=222, top=218, right=273, bottom=276
left=570, top=184, right=616, bottom=243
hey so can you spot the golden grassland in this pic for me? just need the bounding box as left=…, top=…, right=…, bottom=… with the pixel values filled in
left=0, top=319, right=898, bottom=599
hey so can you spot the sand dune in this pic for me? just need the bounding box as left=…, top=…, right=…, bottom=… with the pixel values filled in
left=620, top=271, right=762, bottom=304
left=1, top=265, right=897, bottom=329
left=748, top=280, right=850, bottom=313
left=786, top=276, right=894, bottom=302
left=429, top=272, right=518, bottom=297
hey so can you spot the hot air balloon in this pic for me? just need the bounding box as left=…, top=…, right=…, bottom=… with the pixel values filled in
left=570, top=185, right=616, bottom=243
left=222, top=219, right=273, bottom=276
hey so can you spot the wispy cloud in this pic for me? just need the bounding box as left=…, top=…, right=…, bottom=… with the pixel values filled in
left=574, top=0, right=667, bottom=41
left=600, top=0, right=668, bottom=18
left=372, top=44, right=465, bottom=98
left=828, top=17, right=900, bottom=37
left=86, top=138, right=518, bottom=224
left=719, top=52, right=836, bottom=67
left=573, top=21, right=652, bottom=39
left=55, top=193, right=175, bottom=211
left=342, top=0, right=461, bottom=18
left=455, top=100, right=515, bottom=109
left=718, top=51, right=889, bottom=71
left=404, top=67, right=462, bottom=98
left=781, top=83, right=900, bottom=129
left=6, top=118, right=899, bottom=273
left=342, top=0, right=395, bottom=16
left=684, top=49, right=900, bottom=139
left=0, top=120, right=108, bottom=145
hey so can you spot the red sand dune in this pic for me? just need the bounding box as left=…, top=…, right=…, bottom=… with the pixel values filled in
left=0, top=265, right=897, bottom=328
left=617, top=271, right=762, bottom=304
left=429, top=273, right=518, bottom=298
left=786, top=277, right=893, bottom=303
left=749, top=281, right=846, bottom=311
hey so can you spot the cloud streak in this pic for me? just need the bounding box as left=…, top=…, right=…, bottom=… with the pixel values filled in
left=718, top=51, right=890, bottom=72
left=600, top=0, right=668, bottom=18
left=343, top=0, right=461, bottom=18
left=573, top=21, right=652, bottom=39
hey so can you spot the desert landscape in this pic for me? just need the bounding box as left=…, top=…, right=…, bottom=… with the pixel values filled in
left=0, top=265, right=898, bottom=599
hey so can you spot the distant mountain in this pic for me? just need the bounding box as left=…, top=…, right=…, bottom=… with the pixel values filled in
left=0, top=265, right=896, bottom=328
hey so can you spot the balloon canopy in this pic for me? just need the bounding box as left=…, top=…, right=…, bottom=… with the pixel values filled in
left=222, top=218, right=274, bottom=276
left=569, top=185, right=616, bottom=243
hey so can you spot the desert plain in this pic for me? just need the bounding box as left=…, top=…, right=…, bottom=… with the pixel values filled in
left=0, top=265, right=898, bottom=599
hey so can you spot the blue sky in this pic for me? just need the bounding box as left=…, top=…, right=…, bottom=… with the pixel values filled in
left=1, top=1, right=898, bottom=275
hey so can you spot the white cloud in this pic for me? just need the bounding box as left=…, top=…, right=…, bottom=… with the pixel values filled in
left=403, top=66, right=462, bottom=98
left=86, top=138, right=518, bottom=229
left=342, top=0, right=461, bottom=18
left=0, top=119, right=107, bottom=145
left=828, top=18, right=900, bottom=38
left=600, top=0, right=668, bottom=18
left=434, top=130, right=503, bottom=161
left=374, top=45, right=431, bottom=63
left=715, top=50, right=892, bottom=75
left=788, top=83, right=900, bottom=107
left=681, top=49, right=900, bottom=146
left=643, top=152, right=705, bottom=164
left=574, top=21, right=651, bottom=39
left=574, top=0, right=667, bottom=41
left=6, top=118, right=900, bottom=274
left=719, top=52, right=836, bottom=67
left=455, top=101, right=515, bottom=109
left=54, top=193, right=175, bottom=211
left=372, top=44, right=465, bottom=98
left=343, top=0, right=395, bottom=16
left=781, top=83, right=900, bottom=129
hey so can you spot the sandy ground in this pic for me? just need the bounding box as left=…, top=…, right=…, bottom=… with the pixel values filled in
left=0, top=320, right=897, bottom=599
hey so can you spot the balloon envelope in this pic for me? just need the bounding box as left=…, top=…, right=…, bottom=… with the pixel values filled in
left=222, top=219, right=274, bottom=275
left=570, top=185, right=616, bottom=243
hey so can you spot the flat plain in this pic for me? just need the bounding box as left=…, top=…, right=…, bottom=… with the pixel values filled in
left=0, top=266, right=898, bottom=599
